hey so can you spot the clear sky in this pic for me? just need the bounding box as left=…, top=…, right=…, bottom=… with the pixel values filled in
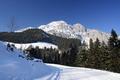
left=0, top=0, right=120, bottom=34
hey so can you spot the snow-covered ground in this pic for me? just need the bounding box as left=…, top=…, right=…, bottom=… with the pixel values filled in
left=0, top=41, right=120, bottom=80
left=0, top=41, right=56, bottom=80
left=4, top=42, right=58, bottom=50
left=45, top=64, right=120, bottom=80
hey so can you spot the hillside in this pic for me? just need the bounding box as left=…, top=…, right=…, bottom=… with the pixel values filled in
left=0, top=29, right=53, bottom=43
left=0, top=29, right=81, bottom=50
left=0, top=41, right=54, bottom=80
left=0, top=41, right=120, bottom=80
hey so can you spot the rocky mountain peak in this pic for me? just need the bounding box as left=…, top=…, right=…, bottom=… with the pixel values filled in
left=16, top=20, right=111, bottom=45
left=47, top=21, right=70, bottom=30
left=73, top=23, right=87, bottom=32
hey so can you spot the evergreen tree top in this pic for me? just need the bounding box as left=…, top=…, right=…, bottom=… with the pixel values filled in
left=111, top=29, right=118, bottom=39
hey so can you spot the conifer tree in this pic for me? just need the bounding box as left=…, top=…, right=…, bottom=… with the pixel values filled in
left=108, top=29, right=118, bottom=49
left=74, top=48, right=88, bottom=67
left=108, top=29, right=120, bottom=72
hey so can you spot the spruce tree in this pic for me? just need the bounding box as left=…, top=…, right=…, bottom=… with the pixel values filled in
left=68, top=43, right=78, bottom=66
left=87, top=38, right=95, bottom=68
left=108, top=29, right=120, bottom=72
left=75, top=48, right=88, bottom=67
left=108, top=29, right=118, bottom=49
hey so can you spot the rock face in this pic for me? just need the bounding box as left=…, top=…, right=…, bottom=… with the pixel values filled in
left=15, top=20, right=110, bottom=45
left=38, top=21, right=110, bottom=45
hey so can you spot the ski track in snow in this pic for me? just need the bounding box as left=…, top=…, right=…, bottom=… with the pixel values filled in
left=44, top=64, right=120, bottom=80
left=0, top=41, right=120, bottom=80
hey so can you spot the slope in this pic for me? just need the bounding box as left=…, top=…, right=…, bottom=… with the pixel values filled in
left=44, top=64, right=120, bottom=80
left=0, top=41, right=56, bottom=80
left=0, top=29, right=81, bottom=50
left=0, top=41, right=120, bottom=80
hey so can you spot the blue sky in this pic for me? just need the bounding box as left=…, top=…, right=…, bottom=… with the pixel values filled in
left=0, top=0, right=120, bottom=34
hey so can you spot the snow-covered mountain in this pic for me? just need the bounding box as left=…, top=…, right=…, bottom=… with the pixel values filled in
left=15, top=21, right=110, bottom=45
left=39, top=21, right=77, bottom=39
left=38, top=21, right=110, bottom=44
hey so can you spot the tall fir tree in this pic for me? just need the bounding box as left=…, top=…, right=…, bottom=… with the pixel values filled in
left=108, top=29, right=120, bottom=72
left=108, top=29, right=118, bottom=49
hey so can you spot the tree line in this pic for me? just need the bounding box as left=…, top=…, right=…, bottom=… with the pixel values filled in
left=25, top=39, right=80, bottom=66
left=24, top=29, right=120, bottom=73
left=75, top=29, right=120, bottom=73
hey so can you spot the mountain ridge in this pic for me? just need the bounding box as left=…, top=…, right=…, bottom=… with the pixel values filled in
left=37, top=21, right=110, bottom=44
left=15, top=20, right=112, bottom=45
